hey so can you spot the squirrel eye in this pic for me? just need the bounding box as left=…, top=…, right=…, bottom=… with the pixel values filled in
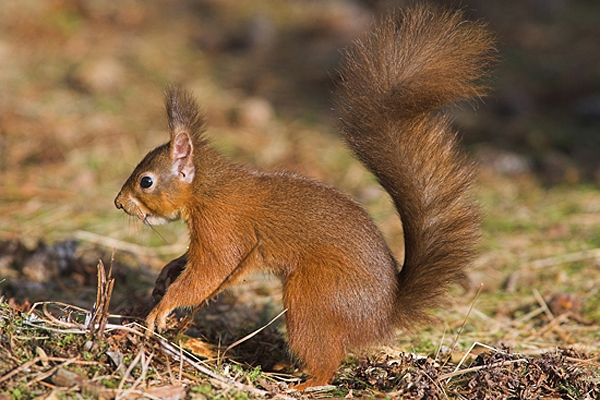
left=140, top=176, right=154, bottom=189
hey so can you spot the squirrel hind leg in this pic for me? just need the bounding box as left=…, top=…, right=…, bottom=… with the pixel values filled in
left=287, top=324, right=344, bottom=390
left=283, top=278, right=347, bottom=389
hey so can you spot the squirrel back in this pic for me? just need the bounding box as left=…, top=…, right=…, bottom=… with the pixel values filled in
left=336, top=4, right=494, bottom=328
left=114, top=3, right=494, bottom=390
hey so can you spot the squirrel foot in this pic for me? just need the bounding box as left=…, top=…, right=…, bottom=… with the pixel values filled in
left=292, top=377, right=332, bottom=391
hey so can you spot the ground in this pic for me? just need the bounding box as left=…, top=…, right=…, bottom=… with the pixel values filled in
left=0, top=0, right=599, bottom=398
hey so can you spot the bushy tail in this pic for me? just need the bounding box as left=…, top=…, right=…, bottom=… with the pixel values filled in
left=336, top=4, right=495, bottom=327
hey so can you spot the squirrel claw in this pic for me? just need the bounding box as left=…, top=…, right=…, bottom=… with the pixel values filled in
left=145, top=306, right=168, bottom=335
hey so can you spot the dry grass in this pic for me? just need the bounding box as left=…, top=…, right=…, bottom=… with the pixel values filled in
left=1, top=0, right=600, bottom=398
left=1, top=273, right=598, bottom=398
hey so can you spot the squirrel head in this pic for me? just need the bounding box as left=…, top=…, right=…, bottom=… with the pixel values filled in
left=114, top=86, right=207, bottom=225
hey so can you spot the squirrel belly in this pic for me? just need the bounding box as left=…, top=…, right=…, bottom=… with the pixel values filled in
left=114, top=3, right=494, bottom=389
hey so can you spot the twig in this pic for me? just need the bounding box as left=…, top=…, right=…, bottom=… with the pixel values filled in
left=26, top=299, right=146, bottom=337
left=89, top=258, right=115, bottom=339
left=26, top=357, right=79, bottom=387
left=23, top=321, right=147, bottom=337
left=156, top=336, right=295, bottom=399
left=0, top=357, right=43, bottom=384
left=116, top=345, right=145, bottom=400
left=439, top=358, right=529, bottom=380
left=423, top=368, right=449, bottom=400
left=157, top=338, right=234, bottom=384
left=40, top=302, right=87, bottom=328
left=514, top=305, right=545, bottom=324
left=532, top=288, right=555, bottom=320
left=0, top=355, right=99, bottom=384
left=223, top=308, right=287, bottom=356
left=442, top=283, right=483, bottom=369
left=116, top=349, right=154, bottom=400
left=564, top=355, right=600, bottom=366
left=525, top=248, right=600, bottom=269
left=445, top=342, right=507, bottom=384
left=140, top=352, right=153, bottom=388
left=434, top=327, right=447, bottom=361
left=527, top=313, right=571, bottom=341
left=178, top=340, right=184, bottom=385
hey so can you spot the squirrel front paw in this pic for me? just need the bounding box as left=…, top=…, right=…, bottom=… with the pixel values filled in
left=145, top=305, right=169, bottom=334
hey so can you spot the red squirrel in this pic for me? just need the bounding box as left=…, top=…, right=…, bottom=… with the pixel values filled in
left=114, top=4, right=494, bottom=388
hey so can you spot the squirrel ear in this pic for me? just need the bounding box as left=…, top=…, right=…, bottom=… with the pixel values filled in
left=171, top=131, right=195, bottom=183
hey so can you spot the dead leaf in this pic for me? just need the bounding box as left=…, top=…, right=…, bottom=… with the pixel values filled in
left=181, top=337, right=216, bottom=359
left=145, top=385, right=186, bottom=400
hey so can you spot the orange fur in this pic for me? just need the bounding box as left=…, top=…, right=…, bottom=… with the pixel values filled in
left=114, top=4, right=494, bottom=389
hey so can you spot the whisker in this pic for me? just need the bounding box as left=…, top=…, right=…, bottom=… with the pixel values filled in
left=145, top=218, right=168, bottom=244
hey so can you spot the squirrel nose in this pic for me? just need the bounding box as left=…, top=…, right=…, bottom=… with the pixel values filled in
left=114, top=194, right=123, bottom=210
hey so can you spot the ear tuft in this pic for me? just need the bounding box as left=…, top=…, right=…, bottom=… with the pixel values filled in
left=166, top=85, right=207, bottom=146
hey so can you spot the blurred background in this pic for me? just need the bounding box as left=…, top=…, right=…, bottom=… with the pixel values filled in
left=1, top=0, right=600, bottom=310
